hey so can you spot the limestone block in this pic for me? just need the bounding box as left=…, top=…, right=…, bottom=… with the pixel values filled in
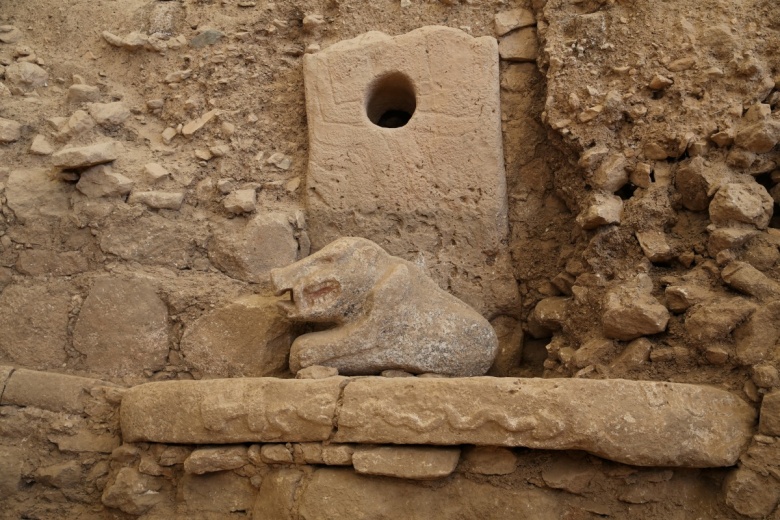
left=352, top=446, right=460, bottom=480
left=100, top=215, right=197, bottom=269
left=1, top=368, right=111, bottom=413
left=499, top=28, right=539, bottom=62
left=270, top=237, right=498, bottom=376
left=5, top=169, right=72, bottom=224
left=334, top=377, right=755, bottom=467
left=0, top=284, right=71, bottom=369
left=293, top=469, right=562, bottom=520
left=602, top=277, right=669, bottom=341
left=178, top=472, right=254, bottom=514
left=120, top=377, right=347, bottom=443
left=462, top=446, right=517, bottom=475
left=208, top=212, right=299, bottom=283
left=709, top=182, right=773, bottom=229
left=73, top=277, right=170, bottom=378
left=184, top=447, right=248, bottom=474
left=16, top=249, right=89, bottom=276
left=541, top=456, right=597, bottom=494
left=760, top=390, right=780, bottom=436
left=303, top=26, right=517, bottom=317
left=67, top=84, right=100, bottom=103
left=52, top=141, right=120, bottom=169
left=260, top=444, right=294, bottom=464
left=0, top=446, right=24, bottom=498
left=180, top=295, right=295, bottom=378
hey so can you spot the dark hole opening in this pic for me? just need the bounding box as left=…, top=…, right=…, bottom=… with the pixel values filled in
left=366, top=72, right=417, bottom=129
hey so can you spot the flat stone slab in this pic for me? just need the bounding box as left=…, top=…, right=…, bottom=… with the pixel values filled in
left=352, top=446, right=460, bottom=480
left=335, top=377, right=754, bottom=467
left=303, top=26, right=517, bottom=315
left=120, top=376, right=754, bottom=467
left=121, top=377, right=346, bottom=444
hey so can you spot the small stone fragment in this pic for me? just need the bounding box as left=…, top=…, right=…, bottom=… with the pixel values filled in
left=129, top=190, right=185, bottom=210
left=190, top=29, right=224, bottom=48
left=182, top=109, right=221, bottom=136
left=266, top=152, right=292, bottom=170
left=352, top=446, right=460, bottom=480
left=88, top=101, right=130, bottom=127
left=609, top=338, right=652, bottom=374
left=296, top=365, right=339, bottom=379
left=760, top=390, right=780, bottom=436
left=144, top=162, right=169, bottom=182
left=498, top=28, right=538, bottom=62
left=67, top=84, right=100, bottom=103
left=52, top=141, right=120, bottom=169
left=724, top=467, right=780, bottom=519
left=4, top=61, right=48, bottom=89
left=164, top=69, right=191, bottom=83
left=602, top=275, right=669, bottom=341
left=667, top=57, right=696, bottom=72
left=576, top=193, right=622, bottom=230
left=578, top=105, right=603, bottom=123
left=29, top=134, right=54, bottom=155
left=494, top=8, right=535, bottom=36
left=35, top=461, right=83, bottom=489
left=223, top=188, right=256, bottom=214
left=735, top=103, right=780, bottom=153
left=76, top=164, right=133, bottom=198
left=260, top=444, right=294, bottom=464
left=722, top=261, right=780, bottom=300
left=572, top=338, right=614, bottom=368
left=161, top=127, right=177, bottom=144
left=0, top=117, right=22, bottom=143
left=184, top=447, right=248, bottom=474
left=101, top=467, right=164, bottom=515
left=463, top=447, right=517, bottom=475
left=302, top=14, right=325, bottom=32
left=644, top=142, right=669, bottom=160
left=542, top=457, right=597, bottom=494
left=592, top=154, right=628, bottom=193
left=648, top=74, right=673, bottom=89
left=635, top=230, right=673, bottom=262
left=321, top=444, right=354, bottom=465
left=0, top=25, right=22, bottom=44
left=709, top=182, right=773, bottom=229
left=753, top=364, right=779, bottom=389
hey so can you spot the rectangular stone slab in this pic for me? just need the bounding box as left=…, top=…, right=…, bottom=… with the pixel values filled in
left=303, top=26, right=517, bottom=315
left=121, top=377, right=346, bottom=444
left=334, top=377, right=755, bottom=468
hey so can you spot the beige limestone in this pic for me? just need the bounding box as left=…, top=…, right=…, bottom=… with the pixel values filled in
left=352, top=446, right=460, bottom=480
left=270, top=237, right=498, bottom=376
left=1, top=368, right=114, bottom=414
left=462, top=446, right=517, bottom=475
left=498, top=28, right=539, bottom=62
left=120, top=377, right=347, bottom=443
left=52, top=141, right=120, bottom=169
left=334, top=377, right=755, bottom=467
left=303, top=26, right=517, bottom=317
left=760, top=390, right=780, bottom=436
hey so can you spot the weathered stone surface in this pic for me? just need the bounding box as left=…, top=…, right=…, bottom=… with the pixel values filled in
left=52, top=141, right=120, bottom=169
left=100, top=215, right=197, bottom=269
left=635, top=230, right=673, bottom=262
left=180, top=295, right=295, bottom=378
left=685, top=297, right=755, bottom=344
left=293, top=469, right=562, bottom=520
left=0, top=284, right=70, bottom=369
left=1, top=368, right=111, bottom=413
left=709, top=182, right=773, bottom=229
left=674, top=156, right=724, bottom=211
left=494, top=8, right=535, bottom=36
left=73, top=277, right=169, bottom=378
left=576, top=193, right=622, bottom=229
left=541, top=456, right=598, bottom=494
left=722, top=261, right=780, bottom=300
left=253, top=468, right=303, bottom=519
left=223, top=188, right=256, bottom=214
left=129, top=190, right=184, bottom=210
left=179, top=471, right=254, bottom=514
left=16, top=249, right=89, bottom=276
left=498, top=28, right=538, bottom=62
left=0, top=446, right=24, bottom=498
left=462, top=446, right=517, bottom=475
left=572, top=338, right=613, bottom=368
left=120, top=377, right=346, bottom=443
left=6, top=168, right=72, bottom=224
left=67, top=84, right=100, bottom=103
left=5, top=62, right=48, bottom=89
left=724, top=466, right=780, bottom=519
left=260, top=444, right=294, bottom=464
left=29, top=134, right=54, bottom=155
left=144, top=163, right=169, bottom=182
left=760, top=390, right=780, bottom=436
left=270, top=237, right=498, bottom=376
left=602, top=276, right=669, bottom=341
left=609, top=338, right=652, bottom=374
left=296, top=365, right=340, bottom=379
left=35, top=461, right=83, bottom=489
left=87, top=101, right=130, bottom=127
left=0, top=117, right=22, bottom=143
left=209, top=212, right=299, bottom=283
left=182, top=109, right=221, bottom=136
left=183, top=446, right=248, bottom=474
left=304, top=26, right=517, bottom=317
left=49, top=429, right=121, bottom=453
left=352, top=446, right=459, bottom=480
left=101, top=467, right=165, bottom=515
left=334, top=377, right=755, bottom=467
left=735, top=104, right=780, bottom=153
left=76, top=165, right=133, bottom=198
left=322, top=444, right=354, bottom=466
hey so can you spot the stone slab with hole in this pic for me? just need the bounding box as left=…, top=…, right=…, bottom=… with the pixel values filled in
left=302, top=26, right=519, bottom=317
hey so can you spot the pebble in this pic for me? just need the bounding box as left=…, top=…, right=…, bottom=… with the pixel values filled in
left=194, top=149, right=212, bottom=161
left=0, top=25, right=22, bottom=44
left=29, top=134, right=53, bottom=155
left=67, top=84, right=100, bottom=103
left=266, top=152, right=292, bottom=170
left=161, top=127, right=177, bottom=144
left=182, top=109, right=221, bottom=136
left=144, top=163, right=170, bottom=182
left=666, top=57, right=695, bottom=72
left=648, top=74, right=673, bottom=90
left=129, top=191, right=184, bottom=210
left=221, top=121, right=235, bottom=136
left=209, top=144, right=230, bottom=157
left=0, top=117, right=22, bottom=143
left=493, top=8, right=535, bottom=36
left=223, top=189, right=257, bottom=214
left=164, top=69, right=191, bottom=83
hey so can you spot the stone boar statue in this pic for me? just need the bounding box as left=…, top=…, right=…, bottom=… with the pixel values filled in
left=270, top=237, right=498, bottom=376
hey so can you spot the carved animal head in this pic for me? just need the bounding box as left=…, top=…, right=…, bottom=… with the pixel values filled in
left=270, top=237, right=390, bottom=323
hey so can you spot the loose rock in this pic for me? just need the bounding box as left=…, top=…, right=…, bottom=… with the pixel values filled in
left=352, top=446, right=460, bottom=480
left=52, top=141, right=120, bottom=169
left=184, top=447, right=248, bottom=474
left=0, top=117, right=22, bottom=143
left=223, top=188, right=257, bottom=214
left=129, top=190, right=184, bottom=210
left=494, top=8, right=535, bottom=36
left=498, top=28, right=538, bottom=62
left=76, top=165, right=133, bottom=198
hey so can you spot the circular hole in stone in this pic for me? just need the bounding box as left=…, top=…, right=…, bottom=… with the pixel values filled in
left=365, top=72, right=416, bottom=128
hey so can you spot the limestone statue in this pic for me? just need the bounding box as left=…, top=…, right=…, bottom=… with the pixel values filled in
left=270, top=237, right=498, bottom=376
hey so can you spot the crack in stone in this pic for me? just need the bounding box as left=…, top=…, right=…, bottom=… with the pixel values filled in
left=327, top=377, right=353, bottom=443
left=0, top=366, right=16, bottom=405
